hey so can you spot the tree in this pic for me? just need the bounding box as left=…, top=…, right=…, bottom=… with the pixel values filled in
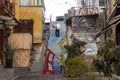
left=64, top=37, right=88, bottom=78
left=98, top=12, right=104, bottom=29
left=93, top=39, right=120, bottom=77
left=64, top=37, right=86, bottom=58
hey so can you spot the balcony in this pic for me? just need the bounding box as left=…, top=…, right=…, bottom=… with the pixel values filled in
left=0, top=0, right=14, bottom=16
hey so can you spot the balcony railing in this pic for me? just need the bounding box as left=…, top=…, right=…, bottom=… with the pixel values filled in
left=0, top=0, right=14, bottom=15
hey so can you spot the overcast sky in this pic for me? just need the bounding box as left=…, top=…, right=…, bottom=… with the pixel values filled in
left=44, top=0, right=76, bottom=21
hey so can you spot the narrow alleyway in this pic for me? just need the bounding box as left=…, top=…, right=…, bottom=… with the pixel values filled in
left=13, top=21, right=67, bottom=80
left=48, top=21, right=66, bottom=73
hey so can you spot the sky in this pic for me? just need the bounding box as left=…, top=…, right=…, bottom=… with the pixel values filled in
left=44, top=0, right=77, bottom=21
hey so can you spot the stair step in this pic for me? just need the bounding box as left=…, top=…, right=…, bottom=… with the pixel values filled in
left=29, top=61, right=44, bottom=72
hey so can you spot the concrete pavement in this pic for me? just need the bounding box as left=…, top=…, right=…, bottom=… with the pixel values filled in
left=0, top=69, right=15, bottom=80
left=15, top=73, right=65, bottom=80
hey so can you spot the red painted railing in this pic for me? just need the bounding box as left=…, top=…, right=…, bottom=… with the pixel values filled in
left=42, top=48, right=55, bottom=74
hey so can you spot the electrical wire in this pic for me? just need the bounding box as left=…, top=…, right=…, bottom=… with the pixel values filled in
left=45, top=0, right=75, bottom=7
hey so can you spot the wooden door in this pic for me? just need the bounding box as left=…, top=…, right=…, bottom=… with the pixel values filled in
left=0, top=30, right=3, bottom=52
left=0, top=29, right=4, bottom=67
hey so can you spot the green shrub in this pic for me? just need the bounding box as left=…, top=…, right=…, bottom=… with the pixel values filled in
left=93, top=39, right=120, bottom=77
left=116, top=62, right=120, bottom=76
left=64, top=56, right=88, bottom=78
left=84, top=74, right=100, bottom=80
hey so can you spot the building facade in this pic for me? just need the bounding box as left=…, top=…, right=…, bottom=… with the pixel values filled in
left=95, top=0, right=120, bottom=46
left=76, top=0, right=105, bottom=8
left=0, top=0, right=46, bottom=69
left=0, top=0, right=18, bottom=67
left=15, top=0, right=45, bottom=43
left=65, top=0, right=101, bottom=56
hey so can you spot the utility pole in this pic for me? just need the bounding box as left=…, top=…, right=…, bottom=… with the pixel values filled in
left=104, top=0, right=107, bottom=39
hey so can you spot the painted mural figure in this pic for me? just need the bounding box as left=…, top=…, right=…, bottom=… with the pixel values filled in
left=55, top=23, right=61, bottom=37
left=58, top=54, right=64, bottom=73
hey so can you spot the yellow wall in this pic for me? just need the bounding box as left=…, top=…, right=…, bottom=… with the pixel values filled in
left=19, top=7, right=43, bottom=43
left=14, top=6, right=43, bottom=43
left=14, top=0, right=20, bottom=19
left=14, top=0, right=44, bottom=43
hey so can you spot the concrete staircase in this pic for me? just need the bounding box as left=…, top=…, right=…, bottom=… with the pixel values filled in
left=29, top=23, right=50, bottom=72
left=29, top=44, right=46, bottom=72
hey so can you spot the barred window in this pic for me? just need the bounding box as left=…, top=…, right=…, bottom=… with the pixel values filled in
left=99, top=0, right=105, bottom=7
left=86, top=0, right=95, bottom=7
left=19, top=0, right=42, bottom=6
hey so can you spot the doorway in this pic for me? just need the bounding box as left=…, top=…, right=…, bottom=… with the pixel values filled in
left=116, top=23, right=120, bottom=45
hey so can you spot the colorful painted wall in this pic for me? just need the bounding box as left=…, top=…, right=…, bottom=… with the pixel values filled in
left=72, top=15, right=100, bottom=56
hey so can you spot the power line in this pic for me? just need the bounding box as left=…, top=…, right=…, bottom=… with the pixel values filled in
left=46, top=1, right=75, bottom=7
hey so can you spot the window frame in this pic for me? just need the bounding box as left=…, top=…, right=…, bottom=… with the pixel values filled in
left=19, top=0, right=42, bottom=7
left=99, top=0, right=105, bottom=7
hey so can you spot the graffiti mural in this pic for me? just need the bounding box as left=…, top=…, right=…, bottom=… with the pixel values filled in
left=73, top=33, right=96, bottom=42
left=72, top=14, right=100, bottom=55
left=84, top=43, right=98, bottom=55
left=73, top=33, right=100, bottom=55
left=72, top=15, right=98, bottom=33
left=72, top=7, right=99, bottom=16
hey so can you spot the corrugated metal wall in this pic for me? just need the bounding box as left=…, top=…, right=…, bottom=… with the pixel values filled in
left=8, top=33, right=32, bottom=49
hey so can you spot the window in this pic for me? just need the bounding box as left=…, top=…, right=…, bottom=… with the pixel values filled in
left=20, top=0, right=30, bottom=6
left=99, top=0, right=105, bottom=7
left=86, top=0, right=95, bottom=7
left=37, top=0, right=42, bottom=6
left=19, top=0, right=42, bottom=6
